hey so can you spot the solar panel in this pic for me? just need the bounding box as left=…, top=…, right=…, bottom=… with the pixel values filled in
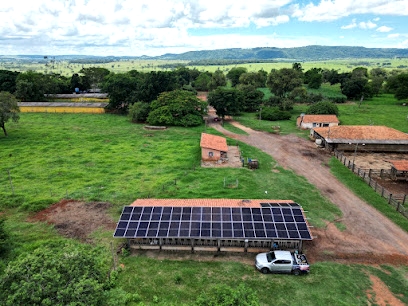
left=113, top=203, right=312, bottom=240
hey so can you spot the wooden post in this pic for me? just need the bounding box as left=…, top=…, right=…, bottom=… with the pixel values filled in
left=381, top=187, right=385, bottom=197
left=369, top=169, right=372, bottom=177
left=396, top=201, right=400, bottom=212
left=403, top=194, right=407, bottom=205
left=388, top=194, right=392, bottom=204
left=374, top=181, right=377, bottom=192
left=380, top=169, right=383, bottom=178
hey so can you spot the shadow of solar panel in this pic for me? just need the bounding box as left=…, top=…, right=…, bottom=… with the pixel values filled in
left=114, top=228, right=125, bottom=237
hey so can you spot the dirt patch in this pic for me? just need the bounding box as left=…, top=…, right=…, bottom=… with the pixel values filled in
left=367, top=274, right=405, bottom=306
left=28, top=199, right=116, bottom=243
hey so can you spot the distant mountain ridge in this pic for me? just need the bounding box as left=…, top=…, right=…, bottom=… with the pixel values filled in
left=1, top=45, right=408, bottom=62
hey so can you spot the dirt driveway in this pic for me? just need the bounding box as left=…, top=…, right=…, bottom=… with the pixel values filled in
left=210, top=121, right=408, bottom=264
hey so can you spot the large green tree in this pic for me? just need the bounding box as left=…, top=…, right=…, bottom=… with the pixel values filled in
left=147, top=90, right=207, bottom=127
left=0, top=242, right=110, bottom=305
left=0, top=70, right=20, bottom=93
left=304, top=68, right=323, bottom=89
left=386, top=73, right=408, bottom=101
left=207, top=87, right=244, bottom=119
left=79, top=67, right=110, bottom=91
left=14, top=71, right=47, bottom=101
left=226, top=67, right=247, bottom=87
left=266, top=68, right=303, bottom=98
left=208, top=70, right=227, bottom=91
left=237, top=84, right=264, bottom=112
left=0, top=91, right=20, bottom=136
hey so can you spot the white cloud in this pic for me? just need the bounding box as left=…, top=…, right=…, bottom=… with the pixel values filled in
left=388, top=33, right=400, bottom=38
left=376, top=26, right=393, bottom=33
left=341, top=19, right=357, bottom=29
left=359, top=21, right=377, bottom=29
left=296, top=0, right=408, bottom=22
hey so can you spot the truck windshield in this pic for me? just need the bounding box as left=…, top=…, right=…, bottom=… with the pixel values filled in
left=266, top=252, right=276, bottom=262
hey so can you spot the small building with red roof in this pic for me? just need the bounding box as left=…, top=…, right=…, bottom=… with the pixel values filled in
left=297, top=114, right=339, bottom=130
left=200, top=133, right=228, bottom=161
left=388, top=160, right=408, bottom=181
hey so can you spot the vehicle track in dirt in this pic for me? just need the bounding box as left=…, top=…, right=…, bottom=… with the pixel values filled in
left=211, top=121, right=408, bottom=264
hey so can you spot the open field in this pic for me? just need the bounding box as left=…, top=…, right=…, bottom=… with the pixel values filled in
left=1, top=111, right=408, bottom=304
left=1, top=58, right=408, bottom=76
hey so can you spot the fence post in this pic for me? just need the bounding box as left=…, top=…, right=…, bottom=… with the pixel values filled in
left=369, top=169, right=372, bottom=177
left=388, top=194, right=392, bottom=204
left=380, top=169, right=383, bottom=178
left=374, top=181, right=377, bottom=192
left=403, top=194, right=407, bottom=205
left=381, top=187, right=385, bottom=197
left=396, top=201, right=400, bottom=212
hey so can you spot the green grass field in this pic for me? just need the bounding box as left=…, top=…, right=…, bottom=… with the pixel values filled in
left=1, top=111, right=407, bottom=305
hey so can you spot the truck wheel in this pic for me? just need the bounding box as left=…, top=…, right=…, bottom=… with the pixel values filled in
left=261, top=268, right=269, bottom=274
left=293, top=269, right=301, bottom=276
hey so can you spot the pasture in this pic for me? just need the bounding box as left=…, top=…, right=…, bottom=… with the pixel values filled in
left=0, top=112, right=407, bottom=305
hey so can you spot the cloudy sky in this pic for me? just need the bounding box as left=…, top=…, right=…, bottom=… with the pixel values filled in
left=0, top=0, right=407, bottom=56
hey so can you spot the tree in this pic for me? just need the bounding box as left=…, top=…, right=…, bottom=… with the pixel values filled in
left=266, top=68, right=303, bottom=98
left=193, top=72, right=211, bottom=91
left=0, top=217, right=8, bottom=256
left=386, top=73, right=408, bottom=101
left=208, top=70, right=227, bottom=91
left=147, top=90, right=207, bottom=127
left=226, top=67, right=247, bottom=87
left=79, top=67, right=110, bottom=91
left=306, top=101, right=339, bottom=116
left=261, top=106, right=291, bottom=121
left=237, top=85, right=264, bottom=112
left=0, top=242, right=110, bottom=305
left=15, top=71, right=46, bottom=101
left=0, top=91, right=20, bottom=136
left=0, top=70, right=20, bottom=93
left=238, top=70, right=267, bottom=88
left=304, top=68, right=323, bottom=89
left=207, top=87, right=244, bottom=119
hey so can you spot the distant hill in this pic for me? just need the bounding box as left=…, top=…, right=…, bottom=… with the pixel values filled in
left=1, top=45, right=408, bottom=63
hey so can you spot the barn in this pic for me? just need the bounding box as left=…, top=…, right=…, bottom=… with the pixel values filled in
left=311, top=125, right=408, bottom=152
left=200, top=133, right=228, bottom=162
left=113, top=199, right=313, bottom=252
left=296, top=114, right=339, bottom=129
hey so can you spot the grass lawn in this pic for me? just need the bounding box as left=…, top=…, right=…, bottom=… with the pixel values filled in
left=1, top=113, right=407, bottom=305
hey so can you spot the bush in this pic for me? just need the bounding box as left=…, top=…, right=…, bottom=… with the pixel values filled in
left=0, top=217, right=9, bottom=257
left=329, top=96, right=347, bottom=103
left=306, top=101, right=339, bottom=115
left=261, top=106, right=291, bottom=121
left=128, top=101, right=150, bottom=123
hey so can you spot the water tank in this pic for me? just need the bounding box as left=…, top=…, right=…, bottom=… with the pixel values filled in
left=315, top=139, right=323, bottom=146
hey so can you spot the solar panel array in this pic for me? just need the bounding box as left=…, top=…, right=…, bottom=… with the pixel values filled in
left=114, top=203, right=312, bottom=240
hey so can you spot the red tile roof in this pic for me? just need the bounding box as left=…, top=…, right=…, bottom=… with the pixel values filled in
left=131, top=199, right=294, bottom=207
left=200, top=133, right=228, bottom=152
left=313, top=126, right=408, bottom=142
left=300, top=115, right=339, bottom=123
left=388, top=160, right=408, bottom=171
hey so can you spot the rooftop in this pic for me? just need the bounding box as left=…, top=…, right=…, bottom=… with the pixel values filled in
left=388, top=160, right=408, bottom=171
left=313, top=126, right=408, bottom=144
left=131, top=198, right=294, bottom=207
left=200, top=133, right=228, bottom=152
left=300, top=114, right=339, bottom=123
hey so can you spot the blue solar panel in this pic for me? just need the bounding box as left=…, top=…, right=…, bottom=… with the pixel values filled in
left=113, top=203, right=312, bottom=240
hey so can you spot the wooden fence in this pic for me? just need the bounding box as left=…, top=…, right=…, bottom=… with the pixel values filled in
left=333, top=150, right=407, bottom=219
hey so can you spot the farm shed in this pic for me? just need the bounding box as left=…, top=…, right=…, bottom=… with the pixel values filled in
left=389, top=160, right=408, bottom=181
left=296, top=114, right=339, bottom=130
left=311, top=125, right=408, bottom=152
left=18, top=102, right=108, bottom=114
left=200, top=133, right=228, bottom=161
left=113, top=199, right=313, bottom=253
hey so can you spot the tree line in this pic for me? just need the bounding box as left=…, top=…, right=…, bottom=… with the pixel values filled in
left=1, top=64, right=408, bottom=136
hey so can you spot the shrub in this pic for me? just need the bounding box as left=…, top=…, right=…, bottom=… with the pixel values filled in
left=261, top=106, right=291, bottom=121
left=306, top=101, right=339, bottom=115
left=329, top=96, right=347, bottom=103
left=128, top=101, right=150, bottom=123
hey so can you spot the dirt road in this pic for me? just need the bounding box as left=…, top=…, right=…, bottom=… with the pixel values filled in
left=211, top=121, right=408, bottom=264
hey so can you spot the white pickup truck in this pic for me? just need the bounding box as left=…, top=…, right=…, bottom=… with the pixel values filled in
left=255, top=250, right=310, bottom=275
